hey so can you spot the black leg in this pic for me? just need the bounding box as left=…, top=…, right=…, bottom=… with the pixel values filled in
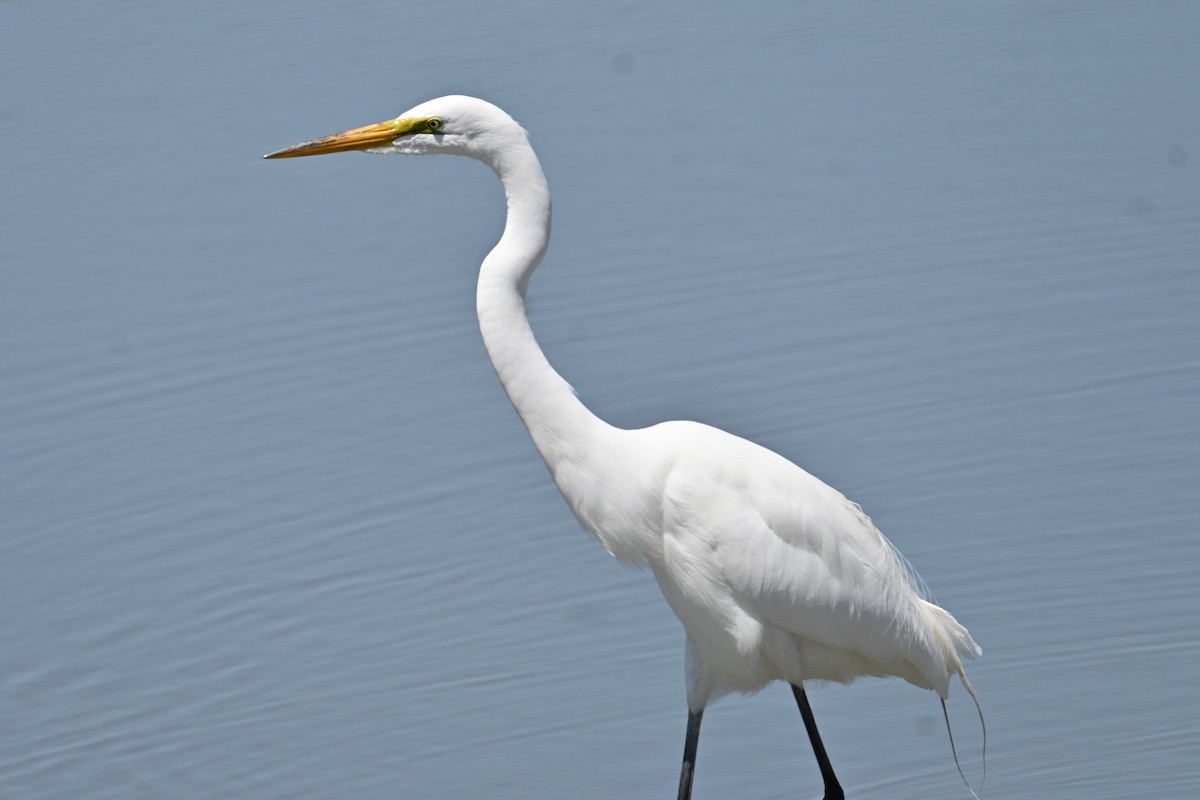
left=676, top=708, right=703, bottom=800
left=791, top=683, right=844, bottom=800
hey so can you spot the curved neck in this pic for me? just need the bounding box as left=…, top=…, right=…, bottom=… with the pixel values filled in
left=476, top=139, right=604, bottom=476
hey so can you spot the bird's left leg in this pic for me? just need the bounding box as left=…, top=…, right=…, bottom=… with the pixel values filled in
left=791, top=683, right=844, bottom=800
left=676, top=707, right=703, bottom=800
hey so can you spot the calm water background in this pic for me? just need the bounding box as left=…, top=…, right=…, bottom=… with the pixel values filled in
left=3, top=1, right=1198, bottom=798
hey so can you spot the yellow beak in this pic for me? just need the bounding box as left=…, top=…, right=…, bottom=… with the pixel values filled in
left=264, top=117, right=425, bottom=159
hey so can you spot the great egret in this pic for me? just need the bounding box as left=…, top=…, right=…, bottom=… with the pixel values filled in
left=266, top=95, right=982, bottom=800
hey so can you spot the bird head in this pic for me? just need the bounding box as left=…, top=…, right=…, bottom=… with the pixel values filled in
left=264, top=95, right=526, bottom=165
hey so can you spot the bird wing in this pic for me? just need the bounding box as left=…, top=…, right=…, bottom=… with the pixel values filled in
left=661, top=422, right=972, bottom=693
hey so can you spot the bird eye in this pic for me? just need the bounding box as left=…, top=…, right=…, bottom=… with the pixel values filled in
left=426, top=117, right=444, bottom=131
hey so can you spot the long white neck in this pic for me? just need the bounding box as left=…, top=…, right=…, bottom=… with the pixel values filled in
left=475, top=136, right=607, bottom=479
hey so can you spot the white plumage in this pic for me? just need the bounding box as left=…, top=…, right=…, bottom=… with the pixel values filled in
left=267, top=95, right=982, bottom=800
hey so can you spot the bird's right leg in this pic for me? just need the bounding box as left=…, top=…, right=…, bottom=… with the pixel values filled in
left=676, top=708, right=703, bottom=800
left=791, top=683, right=844, bottom=800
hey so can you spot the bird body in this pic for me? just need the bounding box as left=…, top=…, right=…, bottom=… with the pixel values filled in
left=549, top=417, right=978, bottom=707
left=267, top=95, right=981, bottom=799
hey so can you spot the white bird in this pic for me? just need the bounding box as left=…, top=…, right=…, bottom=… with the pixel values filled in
left=266, top=95, right=982, bottom=800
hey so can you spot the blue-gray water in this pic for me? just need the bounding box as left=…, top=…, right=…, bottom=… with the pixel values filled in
left=3, top=2, right=1198, bottom=797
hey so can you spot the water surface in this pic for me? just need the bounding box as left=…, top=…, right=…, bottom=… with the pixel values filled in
left=2, top=1, right=1198, bottom=797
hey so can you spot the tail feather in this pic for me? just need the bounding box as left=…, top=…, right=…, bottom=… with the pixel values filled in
left=924, top=600, right=982, bottom=661
left=923, top=601, right=986, bottom=796
left=942, top=664, right=987, bottom=798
